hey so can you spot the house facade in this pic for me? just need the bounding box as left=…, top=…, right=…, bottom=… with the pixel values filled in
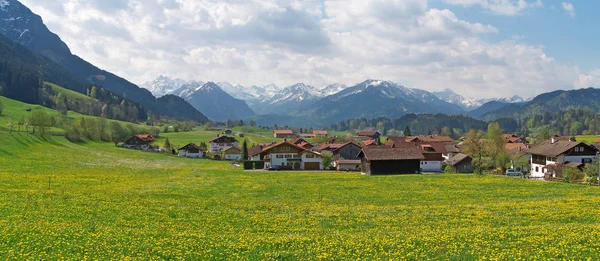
left=273, top=130, right=295, bottom=138
left=313, top=130, right=328, bottom=137
left=208, top=136, right=238, bottom=153
left=526, top=141, right=598, bottom=178
left=336, top=160, right=361, bottom=171
left=122, top=134, right=156, bottom=150
left=356, top=131, right=381, bottom=141
left=178, top=143, right=205, bottom=158
left=446, top=153, right=473, bottom=173
left=263, top=142, right=323, bottom=170
left=223, top=146, right=242, bottom=161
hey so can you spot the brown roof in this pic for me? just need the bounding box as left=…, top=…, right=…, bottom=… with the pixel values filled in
left=357, top=130, right=379, bottom=136
left=223, top=146, right=242, bottom=153
left=261, top=141, right=307, bottom=154
left=505, top=143, right=528, bottom=154
left=248, top=145, right=264, bottom=157
left=359, top=147, right=425, bottom=161
left=273, top=129, right=294, bottom=135
left=420, top=143, right=447, bottom=154
left=208, top=136, right=237, bottom=143
left=446, top=153, right=471, bottom=166
left=565, top=162, right=584, bottom=169
left=444, top=143, right=462, bottom=153
left=179, top=143, right=205, bottom=151
left=398, top=135, right=454, bottom=143
left=525, top=141, right=596, bottom=157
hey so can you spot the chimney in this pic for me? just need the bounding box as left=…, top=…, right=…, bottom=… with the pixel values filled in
left=217, top=134, right=220, bottom=137
left=551, top=137, right=556, bottom=144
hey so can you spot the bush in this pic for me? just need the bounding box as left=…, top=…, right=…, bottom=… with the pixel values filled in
left=444, top=165, right=455, bottom=174
left=563, top=168, right=584, bottom=183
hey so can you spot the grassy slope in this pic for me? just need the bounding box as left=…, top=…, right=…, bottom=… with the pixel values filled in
left=2, top=131, right=600, bottom=259
left=576, top=135, right=600, bottom=144
left=46, top=82, right=96, bottom=103
left=0, top=95, right=147, bottom=134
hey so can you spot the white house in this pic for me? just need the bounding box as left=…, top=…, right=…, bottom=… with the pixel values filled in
left=223, top=146, right=243, bottom=161
left=263, top=141, right=323, bottom=170
left=208, top=135, right=238, bottom=153
left=526, top=140, right=598, bottom=178
left=178, top=143, right=205, bottom=158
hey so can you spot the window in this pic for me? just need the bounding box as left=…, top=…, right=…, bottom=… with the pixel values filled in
left=285, top=154, right=292, bottom=158
left=276, top=155, right=284, bottom=158
left=535, top=167, right=539, bottom=172
left=583, top=158, right=593, bottom=163
left=306, top=153, right=315, bottom=158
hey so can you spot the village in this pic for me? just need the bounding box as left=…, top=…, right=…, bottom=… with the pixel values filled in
left=118, top=127, right=600, bottom=181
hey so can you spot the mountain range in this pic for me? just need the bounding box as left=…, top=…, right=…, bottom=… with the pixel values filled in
left=0, top=0, right=208, bottom=122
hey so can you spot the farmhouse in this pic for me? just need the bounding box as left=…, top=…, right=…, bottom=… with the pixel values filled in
left=443, top=143, right=462, bottom=160
left=122, top=134, right=156, bottom=150
left=223, top=129, right=233, bottom=135
left=356, top=130, right=381, bottom=141
left=445, top=153, right=473, bottom=173
left=503, top=134, right=524, bottom=144
left=386, top=140, right=446, bottom=172
left=388, top=135, right=454, bottom=144
left=208, top=135, right=238, bottom=153
left=223, top=146, right=243, bottom=161
left=313, top=130, right=328, bottom=137
left=263, top=141, right=323, bottom=170
left=526, top=140, right=598, bottom=178
left=273, top=129, right=295, bottom=138
left=178, top=143, right=205, bottom=158
left=358, top=147, right=425, bottom=175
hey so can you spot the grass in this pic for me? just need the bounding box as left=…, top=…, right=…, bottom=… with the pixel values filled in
left=45, top=82, right=96, bottom=103
left=160, top=130, right=283, bottom=148
left=2, top=130, right=600, bottom=259
left=576, top=135, right=600, bottom=144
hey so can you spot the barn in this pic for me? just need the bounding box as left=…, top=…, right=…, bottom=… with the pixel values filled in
left=358, top=147, right=425, bottom=175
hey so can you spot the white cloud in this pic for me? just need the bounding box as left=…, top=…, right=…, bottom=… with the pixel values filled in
left=444, top=0, right=543, bottom=16
left=18, top=0, right=597, bottom=99
left=561, top=2, right=575, bottom=18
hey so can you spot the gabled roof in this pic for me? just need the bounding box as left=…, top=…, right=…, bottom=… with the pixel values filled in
left=444, top=143, right=462, bottom=153
left=525, top=141, right=597, bottom=157
left=358, top=147, right=425, bottom=161
left=261, top=141, right=307, bottom=154
left=223, top=146, right=242, bottom=153
left=389, top=135, right=454, bottom=143
left=208, top=135, right=237, bottom=143
left=505, top=143, right=528, bottom=155
left=446, top=153, right=472, bottom=166
left=273, top=129, right=294, bottom=135
left=357, top=130, right=379, bottom=136
left=332, top=142, right=362, bottom=152
left=248, top=145, right=265, bottom=157
left=179, top=143, right=205, bottom=151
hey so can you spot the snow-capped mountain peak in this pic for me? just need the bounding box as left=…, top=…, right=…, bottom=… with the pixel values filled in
left=0, top=0, right=10, bottom=10
left=319, top=83, right=347, bottom=96
left=140, top=75, right=197, bottom=97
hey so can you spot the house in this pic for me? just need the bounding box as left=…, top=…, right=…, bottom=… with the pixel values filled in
left=446, top=153, right=473, bottom=173
left=336, top=160, right=361, bottom=171
left=388, top=135, right=454, bottom=144
left=122, top=134, right=156, bottom=150
left=223, top=129, right=233, bottom=135
left=326, top=136, right=338, bottom=144
left=386, top=140, right=446, bottom=172
left=273, top=129, right=295, bottom=138
left=356, top=130, right=381, bottom=141
left=525, top=140, right=598, bottom=178
left=299, top=133, right=316, bottom=139
left=357, top=147, right=425, bottom=175
left=505, top=143, right=528, bottom=156
left=178, top=143, right=205, bottom=158
left=223, top=146, right=243, bottom=161
left=290, top=137, right=314, bottom=149
left=313, top=130, right=328, bottom=137
left=503, top=134, right=524, bottom=144
left=262, top=141, right=323, bottom=170
left=208, top=135, right=238, bottom=153
left=443, top=143, right=462, bottom=160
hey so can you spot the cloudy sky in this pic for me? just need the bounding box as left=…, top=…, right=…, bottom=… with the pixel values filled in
left=20, top=0, right=600, bottom=98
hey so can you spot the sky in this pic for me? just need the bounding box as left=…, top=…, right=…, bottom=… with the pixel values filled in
left=19, top=0, right=600, bottom=99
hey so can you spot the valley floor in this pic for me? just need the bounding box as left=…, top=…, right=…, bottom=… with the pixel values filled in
left=1, top=131, right=600, bottom=260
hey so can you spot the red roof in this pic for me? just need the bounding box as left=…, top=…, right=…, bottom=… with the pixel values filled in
left=363, top=139, right=377, bottom=146
left=313, top=130, right=328, bottom=135
left=357, top=130, right=379, bottom=136
left=134, top=134, right=156, bottom=142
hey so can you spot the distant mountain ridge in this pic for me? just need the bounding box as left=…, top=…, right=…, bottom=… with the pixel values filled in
left=432, top=88, right=528, bottom=110
left=183, top=82, right=255, bottom=122
left=0, top=0, right=208, bottom=122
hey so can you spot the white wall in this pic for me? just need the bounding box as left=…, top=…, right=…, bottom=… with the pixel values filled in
left=224, top=154, right=242, bottom=161
left=178, top=151, right=204, bottom=158
left=210, top=142, right=238, bottom=152
left=301, top=153, right=322, bottom=170
left=420, top=161, right=442, bottom=172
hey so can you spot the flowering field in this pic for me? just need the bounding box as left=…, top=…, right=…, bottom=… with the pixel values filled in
left=1, top=132, right=600, bottom=260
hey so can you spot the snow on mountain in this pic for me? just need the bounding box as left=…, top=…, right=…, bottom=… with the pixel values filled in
left=0, top=0, right=10, bottom=10
left=433, top=88, right=529, bottom=110
left=140, top=75, right=199, bottom=97
left=319, top=83, right=347, bottom=96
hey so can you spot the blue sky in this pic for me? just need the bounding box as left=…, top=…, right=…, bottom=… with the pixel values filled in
left=434, top=0, right=598, bottom=71
left=19, top=0, right=600, bottom=99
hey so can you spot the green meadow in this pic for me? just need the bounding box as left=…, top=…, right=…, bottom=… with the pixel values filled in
left=2, top=96, right=600, bottom=259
